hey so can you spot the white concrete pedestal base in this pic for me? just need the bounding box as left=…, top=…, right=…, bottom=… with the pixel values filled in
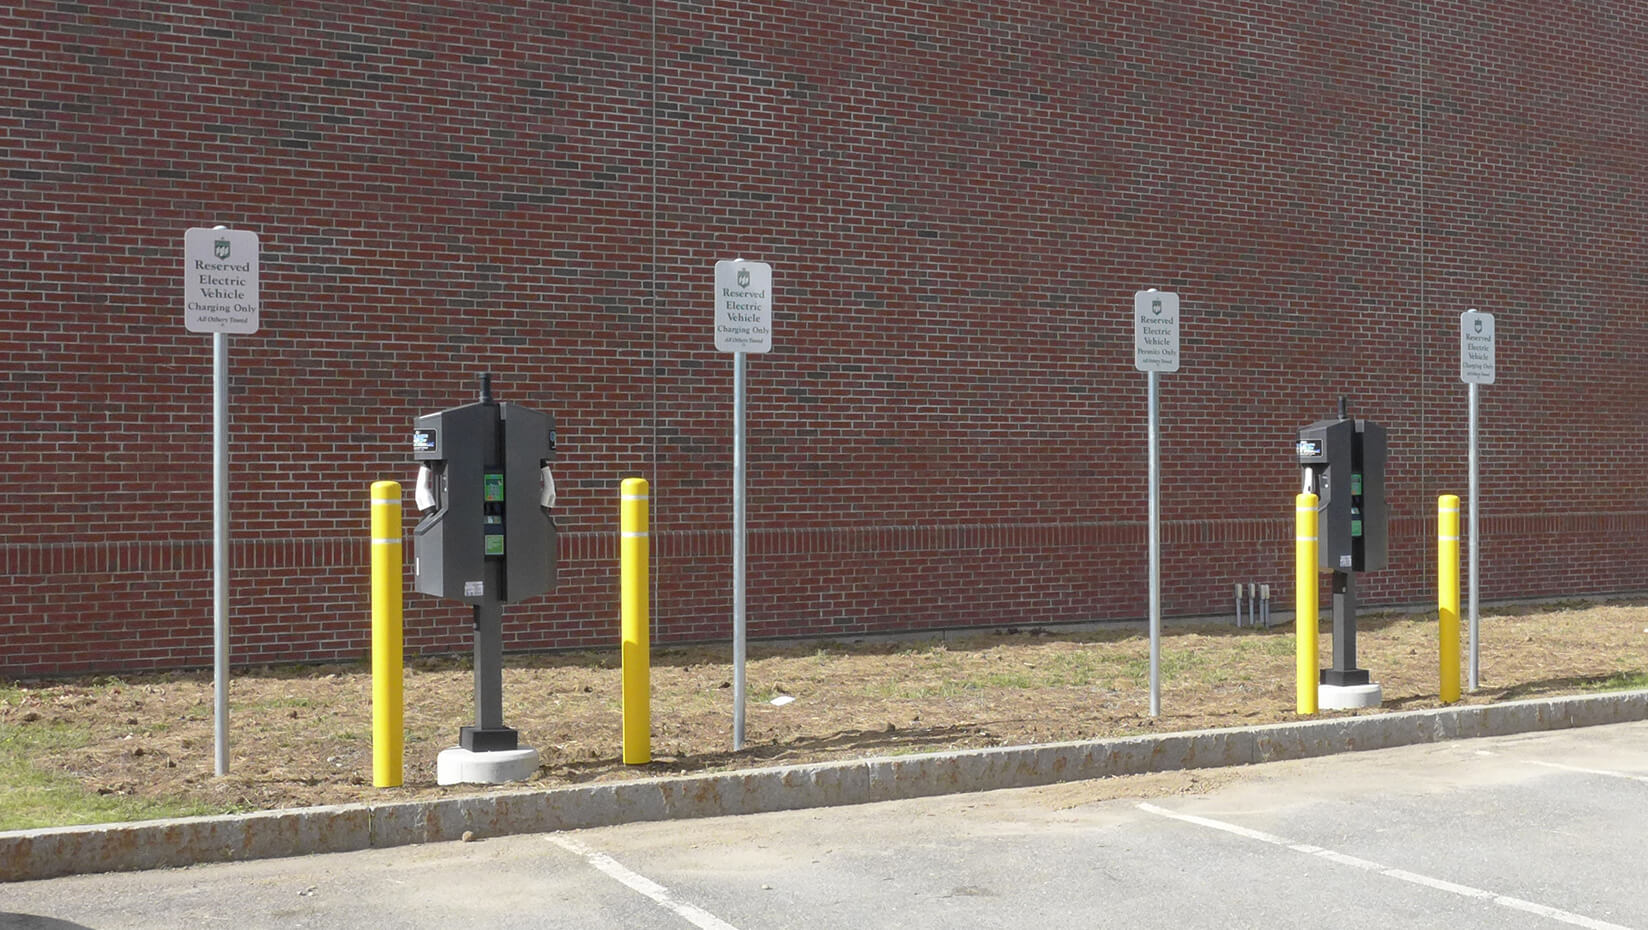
left=1319, top=682, right=1383, bottom=710
left=436, top=746, right=540, bottom=786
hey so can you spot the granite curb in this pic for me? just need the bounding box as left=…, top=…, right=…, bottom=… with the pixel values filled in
left=5, top=690, right=1645, bottom=883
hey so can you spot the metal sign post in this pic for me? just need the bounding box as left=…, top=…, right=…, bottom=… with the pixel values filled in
left=1460, top=308, right=1495, bottom=691
left=1468, top=381, right=1479, bottom=689
left=1147, top=368, right=1160, bottom=716
left=184, top=225, right=260, bottom=776
left=732, top=350, right=747, bottom=749
left=1133, top=288, right=1180, bottom=718
left=212, top=332, right=228, bottom=776
left=714, top=258, right=773, bottom=750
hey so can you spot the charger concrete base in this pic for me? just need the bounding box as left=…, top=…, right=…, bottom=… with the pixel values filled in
left=1320, top=682, right=1382, bottom=710
left=436, top=747, right=540, bottom=786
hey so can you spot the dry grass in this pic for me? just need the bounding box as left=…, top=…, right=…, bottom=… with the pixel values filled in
left=2, top=598, right=1644, bottom=828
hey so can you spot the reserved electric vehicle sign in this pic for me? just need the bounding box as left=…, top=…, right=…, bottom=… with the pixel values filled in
left=714, top=259, right=773, bottom=353
left=1460, top=309, right=1495, bottom=384
left=184, top=227, right=259, bottom=334
left=1133, top=289, right=1180, bottom=372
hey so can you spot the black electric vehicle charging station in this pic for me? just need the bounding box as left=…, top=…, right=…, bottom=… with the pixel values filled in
left=412, top=374, right=557, bottom=779
left=1296, top=397, right=1388, bottom=706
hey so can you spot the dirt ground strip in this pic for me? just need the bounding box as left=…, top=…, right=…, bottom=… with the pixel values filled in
left=2, top=600, right=1645, bottom=817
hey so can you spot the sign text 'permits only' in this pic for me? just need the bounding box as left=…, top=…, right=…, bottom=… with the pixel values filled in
left=184, top=227, right=260, bottom=334
left=1133, top=289, right=1180, bottom=372
left=1460, top=309, right=1495, bottom=384
left=714, top=259, right=773, bottom=353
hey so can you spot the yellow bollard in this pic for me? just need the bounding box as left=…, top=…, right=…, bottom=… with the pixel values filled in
left=621, top=477, right=651, bottom=764
left=1438, top=495, right=1462, bottom=703
left=1296, top=493, right=1319, bottom=715
left=370, top=480, right=404, bottom=788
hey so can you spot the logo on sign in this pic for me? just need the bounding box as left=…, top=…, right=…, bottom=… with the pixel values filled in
left=214, top=238, right=231, bottom=260
left=1152, top=299, right=1163, bottom=315
left=737, top=267, right=751, bottom=288
left=1473, top=318, right=1483, bottom=334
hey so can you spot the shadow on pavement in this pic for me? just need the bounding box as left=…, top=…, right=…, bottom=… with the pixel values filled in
left=0, top=916, right=97, bottom=930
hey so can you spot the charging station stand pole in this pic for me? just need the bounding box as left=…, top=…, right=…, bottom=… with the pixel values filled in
left=1327, top=571, right=1366, bottom=688
left=436, top=588, right=536, bottom=785
left=468, top=596, right=510, bottom=747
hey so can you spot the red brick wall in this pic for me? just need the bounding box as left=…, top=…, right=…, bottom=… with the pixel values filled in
left=3, top=1, right=1644, bottom=675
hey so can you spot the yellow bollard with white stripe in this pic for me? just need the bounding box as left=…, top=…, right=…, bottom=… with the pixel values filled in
left=370, top=480, right=404, bottom=787
left=621, top=477, right=651, bottom=764
left=1438, top=495, right=1462, bottom=704
left=1296, top=493, right=1319, bottom=715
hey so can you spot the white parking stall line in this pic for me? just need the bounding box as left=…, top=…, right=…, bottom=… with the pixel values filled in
left=548, top=835, right=743, bottom=930
left=1523, top=759, right=1648, bottom=784
left=1138, top=803, right=1634, bottom=930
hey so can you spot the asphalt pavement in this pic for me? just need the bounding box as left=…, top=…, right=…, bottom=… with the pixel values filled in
left=4, top=719, right=1645, bottom=929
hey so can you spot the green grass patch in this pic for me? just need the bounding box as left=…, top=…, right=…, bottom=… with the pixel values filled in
left=1582, top=671, right=1648, bottom=693
left=1234, top=635, right=1296, bottom=659
left=0, top=719, right=227, bottom=832
left=244, top=695, right=316, bottom=711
